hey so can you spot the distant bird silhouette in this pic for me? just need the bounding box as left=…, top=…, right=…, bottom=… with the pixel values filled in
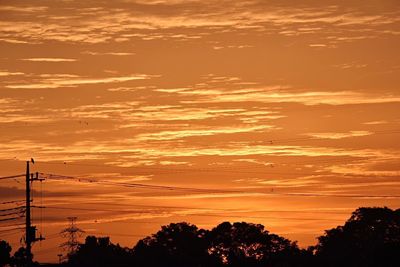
left=78, top=120, right=89, bottom=126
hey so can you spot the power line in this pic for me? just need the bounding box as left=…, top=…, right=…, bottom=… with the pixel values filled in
left=0, top=223, right=25, bottom=229
left=33, top=200, right=355, bottom=216
left=0, top=154, right=393, bottom=178
left=0, top=210, right=25, bottom=217
left=28, top=158, right=396, bottom=177
left=0, top=200, right=25, bottom=205
left=60, top=217, right=84, bottom=256
left=42, top=173, right=238, bottom=194
left=0, top=127, right=398, bottom=172
left=33, top=245, right=63, bottom=256
left=0, top=216, right=22, bottom=222
left=265, top=128, right=400, bottom=144
left=41, top=172, right=400, bottom=199
left=87, top=231, right=143, bottom=238
left=0, top=229, right=23, bottom=237
left=0, top=174, right=25, bottom=180
left=172, top=212, right=344, bottom=221
left=0, top=226, right=24, bottom=233
left=0, top=206, right=25, bottom=212
left=30, top=205, right=349, bottom=225
left=28, top=203, right=353, bottom=223
left=36, top=161, right=345, bottom=176
left=34, top=206, right=142, bottom=213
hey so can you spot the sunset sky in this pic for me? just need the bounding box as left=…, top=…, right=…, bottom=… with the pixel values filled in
left=1, top=0, right=400, bottom=263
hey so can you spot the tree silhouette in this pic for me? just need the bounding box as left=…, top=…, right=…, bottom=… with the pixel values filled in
left=0, top=240, right=12, bottom=267
left=207, top=222, right=308, bottom=267
left=10, top=247, right=36, bottom=267
left=133, top=222, right=219, bottom=267
left=68, top=236, right=132, bottom=267
left=57, top=208, right=400, bottom=267
left=315, top=207, right=400, bottom=267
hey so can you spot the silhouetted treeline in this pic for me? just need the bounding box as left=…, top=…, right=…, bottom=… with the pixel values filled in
left=313, top=207, right=400, bottom=267
left=0, top=244, right=31, bottom=267
left=1, top=207, right=400, bottom=267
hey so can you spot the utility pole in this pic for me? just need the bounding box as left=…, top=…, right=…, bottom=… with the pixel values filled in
left=25, top=159, right=45, bottom=267
left=57, top=254, right=63, bottom=264
left=25, top=160, right=32, bottom=267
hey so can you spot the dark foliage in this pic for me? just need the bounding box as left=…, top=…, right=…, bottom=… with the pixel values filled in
left=0, top=240, right=12, bottom=267
left=315, top=207, right=400, bottom=267
left=207, top=222, right=311, bottom=267
left=3, top=207, right=399, bottom=267
left=133, top=222, right=220, bottom=267
left=68, top=236, right=132, bottom=267
left=9, top=247, right=36, bottom=267
left=132, top=221, right=310, bottom=267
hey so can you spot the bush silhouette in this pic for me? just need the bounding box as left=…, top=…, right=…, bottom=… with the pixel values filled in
left=0, top=240, right=12, bottom=267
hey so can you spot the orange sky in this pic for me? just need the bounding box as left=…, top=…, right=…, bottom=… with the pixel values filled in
left=0, top=0, right=400, bottom=263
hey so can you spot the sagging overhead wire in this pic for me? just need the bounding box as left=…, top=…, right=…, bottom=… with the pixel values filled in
left=0, top=128, right=398, bottom=173
left=0, top=216, right=23, bottom=222
left=41, top=201, right=353, bottom=214
left=0, top=210, right=25, bottom=217
left=0, top=226, right=24, bottom=233
left=41, top=172, right=400, bottom=199
left=0, top=222, right=25, bottom=229
left=32, top=205, right=344, bottom=222
left=0, top=206, right=26, bottom=212
left=0, top=174, right=25, bottom=180
left=265, top=128, right=400, bottom=144
left=41, top=173, right=238, bottom=194
left=20, top=156, right=393, bottom=176
left=0, top=200, right=25, bottom=205
left=0, top=205, right=25, bottom=210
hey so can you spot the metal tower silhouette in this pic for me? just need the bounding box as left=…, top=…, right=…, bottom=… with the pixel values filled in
left=60, top=217, right=85, bottom=256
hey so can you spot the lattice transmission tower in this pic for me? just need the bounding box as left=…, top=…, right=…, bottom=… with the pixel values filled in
left=60, top=217, right=85, bottom=257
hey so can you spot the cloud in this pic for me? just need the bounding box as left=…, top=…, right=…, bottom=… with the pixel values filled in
left=363, top=120, right=388, bottom=125
left=130, top=107, right=247, bottom=121
left=67, top=102, right=141, bottom=119
left=0, top=114, right=54, bottom=123
left=20, top=58, right=77, bottom=62
left=176, top=88, right=400, bottom=106
left=0, top=6, right=48, bottom=13
left=1, top=138, right=398, bottom=165
left=305, top=131, right=373, bottom=140
left=0, top=70, right=24, bottom=76
left=135, top=125, right=273, bottom=141
left=309, top=44, right=327, bottom=47
left=5, top=74, right=153, bottom=89
left=82, top=51, right=135, bottom=56
left=0, top=1, right=398, bottom=44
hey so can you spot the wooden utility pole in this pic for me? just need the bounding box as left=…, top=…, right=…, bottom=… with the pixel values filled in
left=25, top=161, right=32, bottom=267
left=25, top=159, right=44, bottom=267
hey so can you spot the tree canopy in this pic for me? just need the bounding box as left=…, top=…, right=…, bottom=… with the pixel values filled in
left=68, top=236, right=132, bottom=267
left=315, top=207, right=400, bottom=267
left=133, top=222, right=217, bottom=267
left=0, top=240, right=12, bottom=267
left=207, top=221, right=304, bottom=267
